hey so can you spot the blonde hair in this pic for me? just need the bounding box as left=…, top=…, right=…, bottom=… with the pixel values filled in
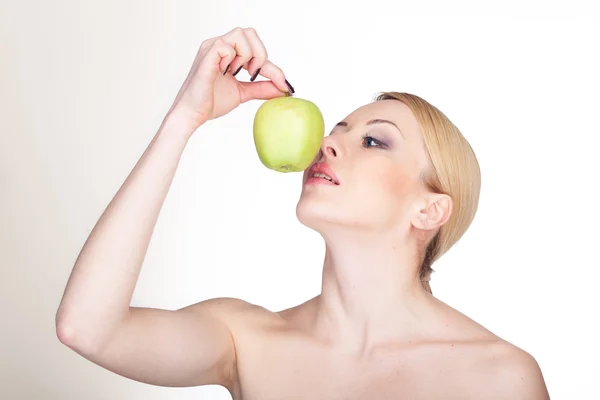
left=374, top=92, right=481, bottom=294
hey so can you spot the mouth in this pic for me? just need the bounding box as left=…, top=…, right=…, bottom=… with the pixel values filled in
left=305, top=163, right=340, bottom=186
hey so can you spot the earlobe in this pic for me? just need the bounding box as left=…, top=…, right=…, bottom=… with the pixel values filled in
left=411, top=194, right=452, bottom=231
left=411, top=208, right=433, bottom=231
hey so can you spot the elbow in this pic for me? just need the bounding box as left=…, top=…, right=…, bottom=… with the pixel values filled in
left=55, top=311, right=84, bottom=348
left=55, top=312, right=100, bottom=356
left=55, top=320, right=103, bottom=357
left=55, top=306, right=77, bottom=347
left=56, top=320, right=77, bottom=347
left=55, top=308, right=127, bottom=357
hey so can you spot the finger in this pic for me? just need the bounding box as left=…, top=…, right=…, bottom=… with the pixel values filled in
left=242, top=28, right=268, bottom=78
left=238, top=81, right=289, bottom=103
left=202, top=38, right=237, bottom=76
left=252, top=60, right=294, bottom=94
left=219, top=27, right=254, bottom=75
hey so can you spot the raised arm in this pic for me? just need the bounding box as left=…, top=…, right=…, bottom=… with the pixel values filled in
left=55, top=26, right=292, bottom=389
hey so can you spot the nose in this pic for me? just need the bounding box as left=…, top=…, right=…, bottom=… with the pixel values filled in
left=318, top=135, right=340, bottom=161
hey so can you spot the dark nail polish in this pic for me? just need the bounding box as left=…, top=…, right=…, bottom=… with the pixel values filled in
left=250, top=68, right=261, bottom=82
left=223, top=64, right=230, bottom=75
left=233, top=65, right=243, bottom=76
left=285, top=79, right=295, bottom=94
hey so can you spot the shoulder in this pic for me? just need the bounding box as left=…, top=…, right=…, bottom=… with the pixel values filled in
left=474, top=340, right=550, bottom=399
left=184, top=297, right=283, bottom=332
left=433, top=302, right=549, bottom=398
left=187, top=296, right=264, bottom=312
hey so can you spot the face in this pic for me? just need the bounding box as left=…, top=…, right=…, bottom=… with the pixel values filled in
left=296, top=100, right=433, bottom=235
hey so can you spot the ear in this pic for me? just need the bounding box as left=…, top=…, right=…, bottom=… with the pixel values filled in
left=410, top=193, right=453, bottom=231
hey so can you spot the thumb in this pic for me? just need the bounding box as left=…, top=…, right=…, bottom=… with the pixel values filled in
left=238, top=81, right=290, bottom=103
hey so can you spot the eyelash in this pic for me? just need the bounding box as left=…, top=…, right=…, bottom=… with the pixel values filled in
left=361, top=134, right=387, bottom=149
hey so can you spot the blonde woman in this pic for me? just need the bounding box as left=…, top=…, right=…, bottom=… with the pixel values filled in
left=56, top=27, right=550, bottom=399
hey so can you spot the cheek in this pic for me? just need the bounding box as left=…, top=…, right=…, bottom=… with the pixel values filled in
left=364, top=164, right=420, bottom=222
left=373, top=166, right=416, bottom=200
left=385, top=171, right=414, bottom=197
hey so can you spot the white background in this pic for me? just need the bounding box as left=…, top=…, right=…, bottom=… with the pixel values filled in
left=1, top=0, right=599, bottom=399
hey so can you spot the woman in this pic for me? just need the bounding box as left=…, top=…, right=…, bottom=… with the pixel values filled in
left=55, top=27, right=550, bottom=399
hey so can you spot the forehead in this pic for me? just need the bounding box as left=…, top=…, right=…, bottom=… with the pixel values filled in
left=343, top=99, right=421, bottom=140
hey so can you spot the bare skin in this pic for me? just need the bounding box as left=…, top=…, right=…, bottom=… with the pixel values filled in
left=55, top=27, right=550, bottom=399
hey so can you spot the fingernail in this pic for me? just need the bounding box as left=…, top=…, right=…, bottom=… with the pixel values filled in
left=250, top=68, right=261, bottom=82
left=233, top=65, right=243, bottom=76
left=285, top=79, right=295, bottom=94
left=223, top=64, right=230, bottom=75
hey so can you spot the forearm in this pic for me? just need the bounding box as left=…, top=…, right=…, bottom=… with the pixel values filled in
left=56, top=112, right=196, bottom=348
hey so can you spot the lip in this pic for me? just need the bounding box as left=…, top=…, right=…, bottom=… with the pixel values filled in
left=305, top=162, right=340, bottom=186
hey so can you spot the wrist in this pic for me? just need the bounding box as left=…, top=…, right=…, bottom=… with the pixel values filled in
left=161, top=107, right=203, bottom=140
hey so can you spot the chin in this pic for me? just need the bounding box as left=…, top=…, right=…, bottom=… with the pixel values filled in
left=295, top=195, right=343, bottom=232
left=296, top=193, right=403, bottom=236
left=295, top=195, right=373, bottom=235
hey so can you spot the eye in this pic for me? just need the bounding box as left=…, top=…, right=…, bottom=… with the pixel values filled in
left=362, top=134, right=386, bottom=149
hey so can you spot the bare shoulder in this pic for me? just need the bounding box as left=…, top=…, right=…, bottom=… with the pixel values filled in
left=433, top=301, right=549, bottom=399
left=471, top=340, right=549, bottom=399
left=184, top=297, right=280, bottom=325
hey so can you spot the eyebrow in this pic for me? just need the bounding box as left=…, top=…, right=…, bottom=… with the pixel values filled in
left=334, top=119, right=405, bottom=139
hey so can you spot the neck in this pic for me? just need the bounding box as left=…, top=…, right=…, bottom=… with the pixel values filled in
left=312, top=228, right=432, bottom=354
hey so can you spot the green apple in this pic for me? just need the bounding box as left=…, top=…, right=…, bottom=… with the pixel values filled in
left=253, top=96, right=325, bottom=173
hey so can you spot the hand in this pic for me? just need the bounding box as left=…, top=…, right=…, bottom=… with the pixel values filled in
left=168, top=27, right=294, bottom=132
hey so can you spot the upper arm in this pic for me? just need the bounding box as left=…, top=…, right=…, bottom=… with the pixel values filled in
left=484, top=345, right=550, bottom=399
left=67, top=297, right=253, bottom=390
